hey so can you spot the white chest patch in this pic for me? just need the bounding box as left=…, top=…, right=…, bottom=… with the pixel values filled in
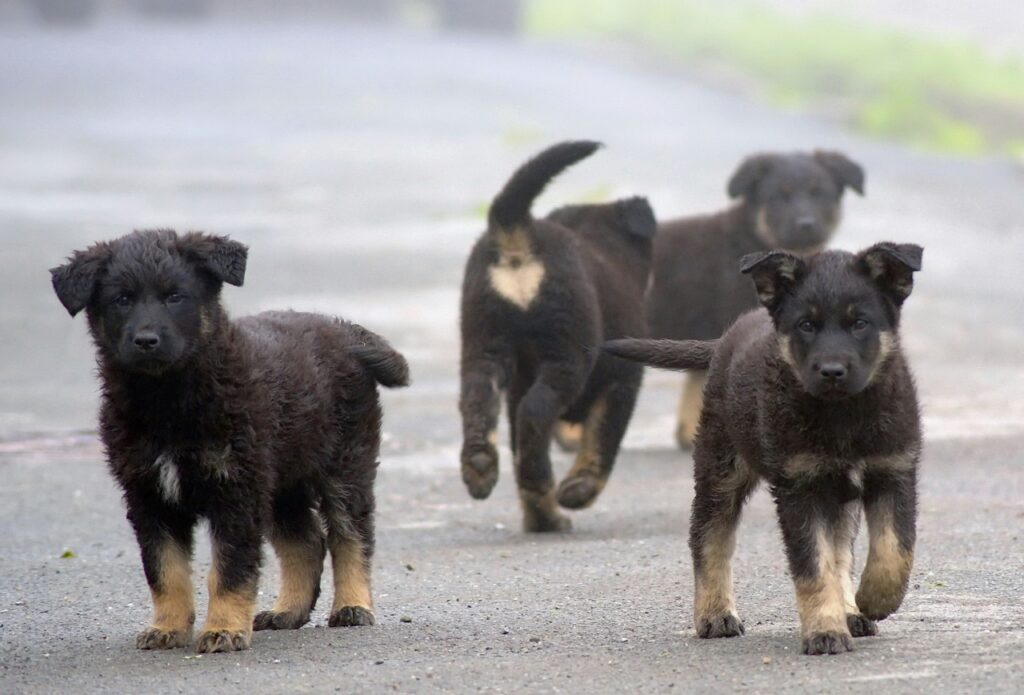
left=154, top=453, right=181, bottom=505
left=488, top=257, right=545, bottom=310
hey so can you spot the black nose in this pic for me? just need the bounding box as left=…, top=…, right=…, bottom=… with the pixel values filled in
left=796, top=216, right=817, bottom=232
left=819, top=362, right=847, bottom=380
left=133, top=331, right=160, bottom=351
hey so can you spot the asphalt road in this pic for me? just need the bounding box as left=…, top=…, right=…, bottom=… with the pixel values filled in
left=1, top=17, right=1023, bottom=694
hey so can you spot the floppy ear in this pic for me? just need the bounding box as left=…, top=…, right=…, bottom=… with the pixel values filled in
left=813, top=150, right=865, bottom=195
left=727, top=154, right=775, bottom=199
left=739, top=250, right=807, bottom=314
left=855, top=242, right=922, bottom=306
left=50, top=243, right=111, bottom=317
left=178, top=232, right=248, bottom=287
left=615, top=196, right=657, bottom=240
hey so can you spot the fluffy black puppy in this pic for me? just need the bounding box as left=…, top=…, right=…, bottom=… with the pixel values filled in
left=459, top=141, right=656, bottom=532
left=51, top=230, right=409, bottom=653
left=647, top=151, right=865, bottom=448
left=606, top=242, right=922, bottom=655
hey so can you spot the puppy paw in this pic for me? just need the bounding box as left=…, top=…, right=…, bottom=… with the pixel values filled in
left=328, top=606, right=375, bottom=627
left=194, top=629, right=252, bottom=653
left=696, top=613, right=744, bottom=639
left=136, top=626, right=191, bottom=650
left=461, top=447, right=499, bottom=500
left=847, top=613, right=878, bottom=638
left=553, top=421, right=582, bottom=452
left=802, top=631, right=853, bottom=655
left=855, top=584, right=905, bottom=621
left=253, top=610, right=310, bottom=631
left=556, top=472, right=605, bottom=510
left=522, top=510, right=572, bottom=533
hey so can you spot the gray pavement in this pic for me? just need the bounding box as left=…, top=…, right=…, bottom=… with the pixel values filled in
left=1, top=17, right=1023, bottom=694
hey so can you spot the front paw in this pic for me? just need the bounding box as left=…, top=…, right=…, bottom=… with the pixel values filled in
left=461, top=445, right=499, bottom=500
left=194, top=629, right=252, bottom=653
left=847, top=613, right=878, bottom=638
left=328, top=605, right=375, bottom=627
left=696, top=612, right=745, bottom=639
left=556, top=471, right=605, bottom=510
left=136, top=626, right=191, bottom=650
left=253, top=610, right=310, bottom=631
left=802, top=630, right=853, bottom=655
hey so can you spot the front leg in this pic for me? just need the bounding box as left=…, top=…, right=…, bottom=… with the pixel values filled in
left=856, top=467, right=917, bottom=620
left=127, top=497, right=197, bottom=650
left=774, top=483, right=853, bottom=655
left=196, top=508, right=262, bottom=653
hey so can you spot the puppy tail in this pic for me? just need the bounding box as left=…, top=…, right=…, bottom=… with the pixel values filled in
left=489, top=140, right=602, bottom=231
left=348, top=338, right=411, bottom=389
left=602, top=338, right=717, bottom=371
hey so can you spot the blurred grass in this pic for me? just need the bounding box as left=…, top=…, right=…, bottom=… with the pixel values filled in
left=524, top=0, right=1024, bottom=156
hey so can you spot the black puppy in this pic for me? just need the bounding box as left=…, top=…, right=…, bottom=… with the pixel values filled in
left=647, top=151, right=865, bottom=448
left=606, top=242, right=922, bottom=655
left=51, top=230, right=409, bottom=653
left=459, top=141, right=656, bottom=532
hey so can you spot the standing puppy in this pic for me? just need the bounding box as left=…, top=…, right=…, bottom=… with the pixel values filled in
left=647, top=151, right=864, bottom=448
left=606, top=242, right=922, bottom=655
left=459, top=141, right=656, bottom=532
left=51, top=230, right=409, bottom=653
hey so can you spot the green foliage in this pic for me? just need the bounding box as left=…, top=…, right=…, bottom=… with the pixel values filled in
left=525, top=0, right=1024, bottom=155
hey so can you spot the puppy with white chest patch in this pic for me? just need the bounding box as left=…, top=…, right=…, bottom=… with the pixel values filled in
left=51, top=230, right=409, bottom=653
left=459, top=141, right=656, bottom=532
left=605, top=242, right=923, bottom=655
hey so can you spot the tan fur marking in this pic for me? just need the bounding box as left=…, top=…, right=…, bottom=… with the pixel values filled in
left=203, top=565, right=256, bottom=634
left=794, top=524, right=848, bottom=638
left=488, top=229, right=545, bottom=310
left=778, top=335, right=801, bottom=378
left=564, top=397, right=608, bottom=483
left=149, top=541, right=195, bottom=633
left=693, top=524, right=739, bottom=628
left=865, top=331, right=894, bottom=384
left=835, top=502, right=862, bottom=615
left=782, top=453, right=826, bottom=479
left=864, top=450, right=917, bottom=473
left=554, top=421, right=582, bottom=449
left=857, top=507, right=913, bottom=618
left=676, top=371, right=707, bottom=447
left=330, top=537, right=372, bottom=612
left=486, top=429, right=499, bottom=446
left=754, top=208, right=780, bottom=247
left=270, top=537, right=322, bottom=615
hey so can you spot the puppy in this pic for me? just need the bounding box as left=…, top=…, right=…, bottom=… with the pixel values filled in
left=51, top=230, right=409, bottom=653
left=647, top=150, right=865, bottom=448
left=459, top=141, right=656, bottom=532
left=606, top=242, right=922, bottom=655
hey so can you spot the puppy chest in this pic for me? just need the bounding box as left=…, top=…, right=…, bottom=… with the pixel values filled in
left=149, top=447, right=232, bottom=507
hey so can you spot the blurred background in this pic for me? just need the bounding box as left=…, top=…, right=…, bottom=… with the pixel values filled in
left=1, top=0, right=1022, bottom=457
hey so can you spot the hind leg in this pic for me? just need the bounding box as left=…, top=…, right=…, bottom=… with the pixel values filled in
left=253, top=487, right=326, bottom=631
left=459, top=356, right=505, bottom=499
left=675, top=370, right=706, bottom=450
left=556, top=365, right=642, bottom=510
left=514, top=361, right=585, bottom=532
left=690, top=438, right=758, bottom=638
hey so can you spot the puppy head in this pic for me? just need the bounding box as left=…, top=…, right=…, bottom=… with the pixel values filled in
left=51, top=230, right=247, bottom=374
left=728, top=150, right=864, bottom=251
left=741, top=242, right=922, bottom=400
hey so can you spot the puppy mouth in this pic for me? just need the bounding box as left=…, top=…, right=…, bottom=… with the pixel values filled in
left=118, top=351, right=180, bottom=374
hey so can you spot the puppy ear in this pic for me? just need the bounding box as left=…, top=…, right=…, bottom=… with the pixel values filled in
left=727, top=154, right=775, bottom=199
left=50, top=243, right=111, bottom=317
left=855, top=242, right=923, bottom=306
left=615, top=196, right=657, bottom=240
left=739, top=250, right=807, bottom=313
left=179, top=232, right=248, bottom=287
left=813, top=150, right=865, bottom=195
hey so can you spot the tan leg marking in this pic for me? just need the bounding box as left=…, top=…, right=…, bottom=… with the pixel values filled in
left=694, top=524, right=738, bottom=627
left=203, top=565, right=257, bottom=634
left=519, top=486, right=571, bottom=533
left=557, top=397, right=613, bottom=510
left=137, top=541, right=195, bottom=649
left=675, top=371, right=707, bottom=448
left=856, top=507, right=913, bottom=620
left=794, top=525, right=849, bottom=641
left=270, top=537, right=322, bottom=616
left=330, top=537, right=372, bottom=613
left=553, top=420, right=582, bottom=451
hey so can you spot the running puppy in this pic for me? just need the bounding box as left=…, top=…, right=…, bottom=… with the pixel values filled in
left=647, top=150, right=864, bottom=449
left=459, top=141, right=656, bottom=532
left=605, top=242, right=922, bottom=655
left=51, top=230, right=409, bottom=653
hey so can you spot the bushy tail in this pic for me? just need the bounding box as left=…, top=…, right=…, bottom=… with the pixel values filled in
left=489, top=140, right=602, bottom=230
left=347, top=331, right=410, bottom=388
left=602, top=338, right=718, bottom=371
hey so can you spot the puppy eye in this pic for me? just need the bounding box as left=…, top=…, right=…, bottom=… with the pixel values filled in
left=853, top=318, right=870, bottom=331
left=113, top=294, right=133, bottom=307
left=166, top=292, right=184, bottom=305
left=797, top=319, right=815, bottom=334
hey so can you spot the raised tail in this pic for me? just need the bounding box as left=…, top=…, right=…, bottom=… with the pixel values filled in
left=347, top=327, right=411, bottom=388
left=602, top=338, right=718, bottom=371
left=488, top=140, right=602, bottom=230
